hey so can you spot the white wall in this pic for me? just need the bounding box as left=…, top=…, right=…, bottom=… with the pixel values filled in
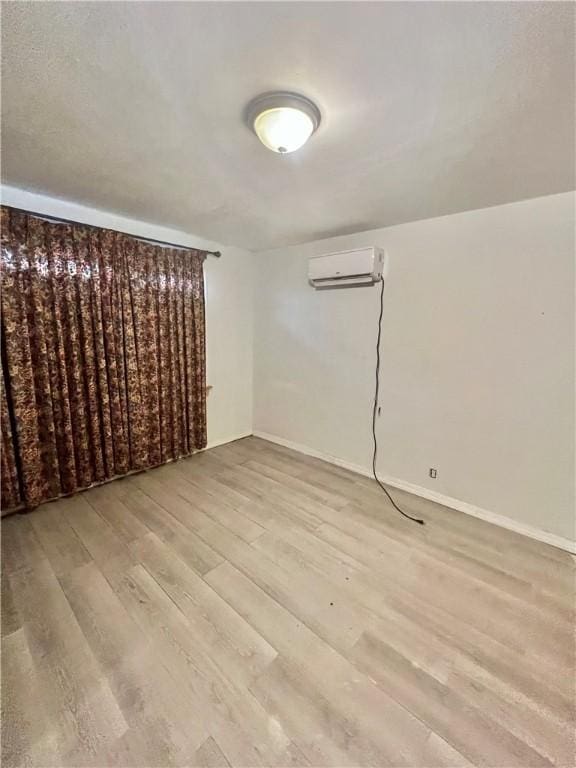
left=1, top=185, right=254, bottom=448
left=254, top=193, right=575, bottom=543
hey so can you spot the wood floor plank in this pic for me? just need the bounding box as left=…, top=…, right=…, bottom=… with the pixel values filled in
left=250, top=655, right=385, bottom=767
left=133, top=481, right=369, bottom=651
left=222, top=464, right=330, bottom=525
left=6, top=557, right=128, bottom=764
left=29, top=500, right=93, bottom=577
left=243, top=459, right=350, bottom=510
left=173, top=459, right=255, bottom=510
left=251, top=528, right=455, bottom=683
left=349, top=471, right=573, bottom=565
left=347, top=484, right=575, bottom=599
left=246, top=435, right=571, bottom=569
left=192, top=736, right=232, bottom=768
left=58, top=494, right=135, bottom=574
left=447, top=664, right=575, bottom=766
left=84, top=726, right=189, bottom=768
left=184, top=451, right=239, bottom=476
left=250, top=525, right=572, bottom=766
left=205, top=561, right=431, bottom=767
left=85, top=484, right=151, bottom=544
left=155, top=463, right=266, bottom=543
left=353, top=633, right=552, bottom=766
left=351, top=629, right=552, bottom=767
left=261, top=459, right=574, bottom=618
left=308, top=509, right=572, bottom=673
left=419, top=732, right=474, bottom=768
left=248, top=466, right=574, bottom=665
left=113, top=477, right=225, bottom=575
left=246, top=437, right=362, bottom=487
left=1, top=556, right=21, bottom=638
left=314, top=518, right=574, bottom=700
left=331, top=485, right=565, bottom=594
left=129, top=532, right=278, bottom=687
left=215, top=467, right=325, bottom=531
left=1, top=514, right=49, bottom=575
left=204, top=441, right=254, bottom=466
left=2, top=436, right=573, bottom=767
left=104, top=563, right=296, bottom=768
left=60, top=561, right=206, bottom=764
left=1, top=627, right=58, bottom=767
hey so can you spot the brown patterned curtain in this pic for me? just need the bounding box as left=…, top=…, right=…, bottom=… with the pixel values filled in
left=0, top=206, right=207, bottom=512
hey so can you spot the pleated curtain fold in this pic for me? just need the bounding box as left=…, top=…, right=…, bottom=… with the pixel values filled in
left=0, top=207, right=207, bottom=512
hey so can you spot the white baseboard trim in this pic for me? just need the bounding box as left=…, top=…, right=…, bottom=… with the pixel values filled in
left=254, top=430, right=375, bottom=478
left=253, top=430, right=576, bottom=555
left=206, top=432, right=252, bottom=450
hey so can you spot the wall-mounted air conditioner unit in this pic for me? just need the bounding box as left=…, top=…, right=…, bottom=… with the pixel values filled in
left=308, top=246, right=386, bottom=288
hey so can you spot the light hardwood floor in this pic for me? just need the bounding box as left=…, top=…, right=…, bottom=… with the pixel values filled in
left=1, top=436, right=575, bottom=767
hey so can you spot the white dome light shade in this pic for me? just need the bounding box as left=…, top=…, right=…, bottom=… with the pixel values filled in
left=254, top=107, right=314, bottom=153
left=246, top=92, right=321, bottom=154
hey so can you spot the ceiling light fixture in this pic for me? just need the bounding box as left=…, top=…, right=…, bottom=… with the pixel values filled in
left=246, top=92, right=321, bottom=154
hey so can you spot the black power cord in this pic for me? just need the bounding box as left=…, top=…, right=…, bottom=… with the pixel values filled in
left=372, top=277, right=425, bottom=525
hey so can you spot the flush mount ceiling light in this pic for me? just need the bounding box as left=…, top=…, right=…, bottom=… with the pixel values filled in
left=246, top=92, right=321, bottom=154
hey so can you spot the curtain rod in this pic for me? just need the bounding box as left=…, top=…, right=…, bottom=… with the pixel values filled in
left=3, top=205, right=222, bottom=258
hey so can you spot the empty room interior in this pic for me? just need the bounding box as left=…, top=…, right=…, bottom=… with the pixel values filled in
left=1, top=2, right=575, bottom=767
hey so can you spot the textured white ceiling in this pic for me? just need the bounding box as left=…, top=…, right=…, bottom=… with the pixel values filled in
left=1, top=2, right=574, bottom=250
